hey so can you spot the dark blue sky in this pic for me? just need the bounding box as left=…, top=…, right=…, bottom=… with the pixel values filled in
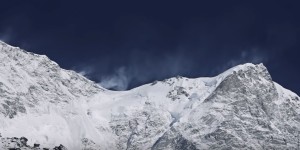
left=0, top=1, right=299, bottom=93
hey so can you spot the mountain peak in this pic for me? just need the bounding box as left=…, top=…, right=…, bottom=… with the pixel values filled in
left=220, top=63, right=267, bottom=76
left=216, top=63, right=272, bottom=83
left=0, top=42, right=299, bottom=150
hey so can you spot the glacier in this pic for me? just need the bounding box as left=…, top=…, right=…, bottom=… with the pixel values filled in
left=0, top=41, right=299, bottom=150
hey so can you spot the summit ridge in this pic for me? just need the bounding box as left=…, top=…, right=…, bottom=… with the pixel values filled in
left=0, top=41, right=299, bottom=150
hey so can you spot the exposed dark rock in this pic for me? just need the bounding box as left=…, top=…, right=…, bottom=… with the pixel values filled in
left=33, top=143, right=40, bottom=148
left=53, top=144, right=67, bottom=150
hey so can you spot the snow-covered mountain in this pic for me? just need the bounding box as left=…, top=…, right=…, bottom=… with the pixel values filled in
left=0, top=41, right=300, bottom=150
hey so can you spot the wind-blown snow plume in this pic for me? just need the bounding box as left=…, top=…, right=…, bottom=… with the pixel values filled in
left=0, top=28, right=13, bottom=43
left=75, top=51, right=193, bottom=90
left=99, top=67, right=130, bottom=90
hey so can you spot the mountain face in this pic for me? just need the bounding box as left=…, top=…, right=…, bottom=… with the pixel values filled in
left=0, top=41, right=299, bottom=150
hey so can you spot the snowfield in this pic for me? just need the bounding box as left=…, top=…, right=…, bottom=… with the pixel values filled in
left=0, top=41, right=300, bottom=150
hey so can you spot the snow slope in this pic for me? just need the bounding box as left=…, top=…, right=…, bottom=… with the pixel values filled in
left=0, top=41, right=300, bottom=150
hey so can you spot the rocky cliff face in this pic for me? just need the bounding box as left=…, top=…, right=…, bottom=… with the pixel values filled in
left=0, top=41, right=299, bottom=150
